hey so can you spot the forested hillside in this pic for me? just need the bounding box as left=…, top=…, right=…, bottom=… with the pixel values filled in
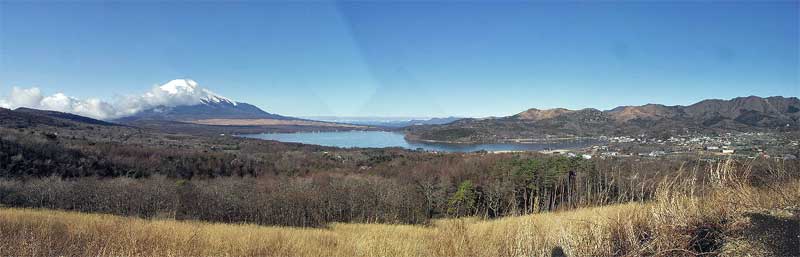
left=407, top=96, right=800, bottom=143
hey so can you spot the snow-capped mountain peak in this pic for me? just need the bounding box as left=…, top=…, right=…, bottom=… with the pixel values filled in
left=159, top=79, right=199, bottom=94
left=158, top=79, right=237, bottom=106
left=113, top=78, right=292, bottom=122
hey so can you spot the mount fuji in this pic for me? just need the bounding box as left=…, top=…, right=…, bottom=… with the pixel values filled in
left=114, top=79, right=292, bottom=122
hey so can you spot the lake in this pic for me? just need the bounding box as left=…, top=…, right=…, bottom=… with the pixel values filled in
left=240, top=131, right=598, bottom=152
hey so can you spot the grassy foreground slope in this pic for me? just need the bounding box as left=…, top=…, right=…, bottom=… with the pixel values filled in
left=1, top=164, right=798, bottom=257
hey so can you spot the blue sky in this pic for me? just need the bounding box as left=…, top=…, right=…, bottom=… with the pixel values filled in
left=1, top=1, right=798, bottom=118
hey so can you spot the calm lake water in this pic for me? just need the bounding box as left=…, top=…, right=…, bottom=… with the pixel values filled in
left=240, top=131, right=597, bottom=152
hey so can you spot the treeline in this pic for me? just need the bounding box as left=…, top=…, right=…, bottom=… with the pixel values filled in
left=0, top=132, right=338, bottom=179
left=2, top=155, right=794, bottom=227
left=0, top=175, right=426, bottom=227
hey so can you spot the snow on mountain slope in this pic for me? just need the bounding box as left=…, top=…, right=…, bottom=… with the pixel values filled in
left=115, top=79, right=292, bottom=122
left=155, top=79, right=237, bottom=106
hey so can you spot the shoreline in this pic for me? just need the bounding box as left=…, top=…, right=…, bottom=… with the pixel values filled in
left=404, top=135, right=602, bottom=145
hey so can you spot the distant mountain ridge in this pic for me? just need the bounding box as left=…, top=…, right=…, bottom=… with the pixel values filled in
left=305, top=116, right=462, bottom=128
left=14, top=108, right=119, bottom=126
left=406, top=96, right=800, bottom=143
left=0, top=107, right=120, bottom=129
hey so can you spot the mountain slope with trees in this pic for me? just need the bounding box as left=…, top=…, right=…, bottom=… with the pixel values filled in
left=406, top=96, right=800, bottom=143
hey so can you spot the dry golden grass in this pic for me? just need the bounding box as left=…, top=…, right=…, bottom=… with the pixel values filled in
left=1, top=160, right=797, bottom=256
left=0, top=204, right=650, bottom=257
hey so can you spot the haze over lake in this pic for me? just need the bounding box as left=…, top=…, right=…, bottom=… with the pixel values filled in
left=241, top=131, right=597, bottom=152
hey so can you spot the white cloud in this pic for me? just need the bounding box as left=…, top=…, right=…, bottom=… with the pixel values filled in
left=2, top=87, right=44, bottom=109
left=0, top=79, right=232, bottom=120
